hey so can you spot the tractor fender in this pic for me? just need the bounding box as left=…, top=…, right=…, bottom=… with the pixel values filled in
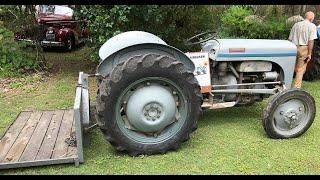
left=96, top=31, right=195, bottom=76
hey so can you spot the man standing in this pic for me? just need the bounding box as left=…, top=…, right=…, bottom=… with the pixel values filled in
left=289, top=11, right=318, bottom=88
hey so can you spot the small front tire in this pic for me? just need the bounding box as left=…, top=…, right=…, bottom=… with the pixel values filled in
left=263, top=88, right=316, bottom=139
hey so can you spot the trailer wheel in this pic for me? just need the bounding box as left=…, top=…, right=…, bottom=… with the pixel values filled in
left=96, top=53, right=202, bottom=156
left=263, top=88, right=316, bottom=139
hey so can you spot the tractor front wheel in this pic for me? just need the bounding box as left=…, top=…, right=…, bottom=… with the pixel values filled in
left=96, top=53, right=202, bottom=156
left=263, top=88, right=316, bottom=139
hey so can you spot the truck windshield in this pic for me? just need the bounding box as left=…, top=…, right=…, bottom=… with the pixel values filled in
left=37, top=5, right=73, bottom=17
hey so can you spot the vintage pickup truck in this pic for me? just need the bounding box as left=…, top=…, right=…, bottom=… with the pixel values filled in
left=14, top=5, right=90, bottom=51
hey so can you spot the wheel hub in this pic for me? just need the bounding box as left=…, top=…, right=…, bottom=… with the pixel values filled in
left=274, top=99, right=305, bottom=130
left=143, top=103, right=163, bottom=121
left=283, top=111, right=300, bottom=128
left=125, top=84, right=177, bottom=133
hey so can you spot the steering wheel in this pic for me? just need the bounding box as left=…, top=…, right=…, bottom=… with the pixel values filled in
left=185, top=31, right=219, bottom=46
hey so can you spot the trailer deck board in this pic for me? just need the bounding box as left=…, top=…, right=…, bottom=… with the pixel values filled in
left=19, top=111, right=54, bottom=162
left=66, top=119, right=77, bottom=158
left=0, top=111, right=32, bottom=162
left=52, top=109, right=74, bottom=159
left=2, top=111, right=43, bottom=163
left=0, top=109, right=78, bottom=169
left=0, top=72, right=89, bottom=170
left=35, top=110, right=65, bottom=160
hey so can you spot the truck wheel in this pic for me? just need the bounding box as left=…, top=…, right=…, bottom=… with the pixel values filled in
left=96, top=53, right=202, bottom=156
left=263, top=88, right=316, bottom=139
left=65, top=36, right=74, bottom=52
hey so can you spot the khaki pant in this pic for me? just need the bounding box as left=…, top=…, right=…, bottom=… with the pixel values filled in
left=294, top=46, right=309, bottom=88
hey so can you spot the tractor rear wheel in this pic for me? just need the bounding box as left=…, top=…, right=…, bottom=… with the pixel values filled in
left=303, top=39, right=320, bottom=81
left=262, top=88, right=316, bottom=139
left=96, top=53, right=202, bottom=156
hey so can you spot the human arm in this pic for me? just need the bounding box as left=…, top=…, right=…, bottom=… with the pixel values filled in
left=306, top=25, right=318, bottom=62
left=288, top=24, right=295, bottom=42
left=306, top=40, right=314, bottom=62
left=288, top=29, right=293, bottom=41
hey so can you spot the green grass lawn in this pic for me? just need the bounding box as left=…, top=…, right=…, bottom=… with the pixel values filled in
left=1, top=47, right=320, bottom=174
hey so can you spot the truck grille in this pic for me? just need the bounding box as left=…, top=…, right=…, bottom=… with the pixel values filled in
left=46, top=33, right=55, bottom=41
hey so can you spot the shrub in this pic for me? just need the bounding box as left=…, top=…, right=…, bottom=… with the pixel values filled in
left=220, top=6, right=253, bottom=38
left=74, top=5, right=132, bottom=60
left=75, top=5, right=216, bottom=59
left=220, top=5, right=291, bottom=39
left=126, top=5, right=216, bottom=51
left=0, top=25, right=39, bottom=76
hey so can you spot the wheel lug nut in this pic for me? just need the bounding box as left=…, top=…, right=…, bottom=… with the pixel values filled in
left=280, top=111, right=284, bottom=115
left=147, top=82, right=150, bottom=86
left=173, top=91, right=177, bottom=95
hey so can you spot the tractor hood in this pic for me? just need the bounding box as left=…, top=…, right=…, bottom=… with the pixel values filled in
left=213, top=39, right=297, bottom=88
left=216, top=39, right=297, bottom=60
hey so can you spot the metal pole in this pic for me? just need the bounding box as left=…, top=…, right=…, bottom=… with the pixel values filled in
left=212, top=81, right=281, bottom=88
left=212, top=88, right=277, bottom=95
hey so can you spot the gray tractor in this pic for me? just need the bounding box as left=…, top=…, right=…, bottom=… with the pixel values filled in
left=94, top=31, right=316, bottom=156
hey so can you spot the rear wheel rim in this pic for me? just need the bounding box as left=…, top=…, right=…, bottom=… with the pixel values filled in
left=272, top=97, right=311, bottom=136
left=115, top=77, right=188, bottom=144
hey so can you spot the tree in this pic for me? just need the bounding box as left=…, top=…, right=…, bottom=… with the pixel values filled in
left=75, top=5, right=215, bottom=58
left=0, top=5, right=47, bottom=75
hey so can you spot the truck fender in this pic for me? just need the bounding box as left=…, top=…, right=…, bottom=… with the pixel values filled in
left=58, top=28, right=75, bottom=42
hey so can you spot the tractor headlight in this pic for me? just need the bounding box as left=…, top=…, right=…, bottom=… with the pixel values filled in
left=201, top=40, right=218, bottom=52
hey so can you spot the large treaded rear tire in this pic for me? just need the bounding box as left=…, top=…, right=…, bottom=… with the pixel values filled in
left=303, top=39, right=320, bottom=81
left=96, top=53, right=202, bottom=156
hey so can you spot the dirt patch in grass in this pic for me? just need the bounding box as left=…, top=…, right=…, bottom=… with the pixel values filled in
left=44, top=46, right=97, bottom=75
left=0, top=46, right=97, bottom=96
left=0, top=72, right=50, bottom=94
